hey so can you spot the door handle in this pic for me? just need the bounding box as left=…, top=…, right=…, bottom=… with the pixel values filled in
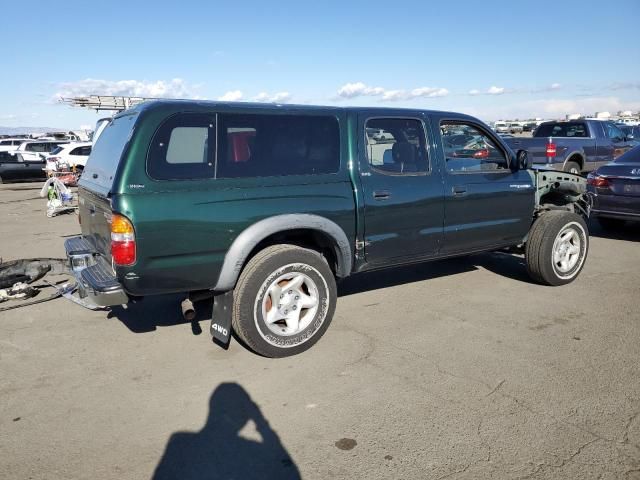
left=373, top=190, right=391, bottom=200
left=452, top=186, right=467, bottom=196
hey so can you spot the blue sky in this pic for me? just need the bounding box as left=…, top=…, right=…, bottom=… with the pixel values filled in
left=2, top=0, right=639, bottom=128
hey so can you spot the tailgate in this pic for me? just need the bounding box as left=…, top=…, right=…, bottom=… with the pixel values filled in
left=79, top=187, right=113, bottom=262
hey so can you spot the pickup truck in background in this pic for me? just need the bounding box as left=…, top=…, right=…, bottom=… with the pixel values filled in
left=0, top=151, right=47, bottom=183
left=505, top=120, right=634, bottom=174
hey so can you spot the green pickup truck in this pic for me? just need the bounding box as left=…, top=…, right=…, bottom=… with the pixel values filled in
left=65, top=100, right=591, bottom=357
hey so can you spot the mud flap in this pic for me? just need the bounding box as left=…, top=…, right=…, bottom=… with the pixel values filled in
left=210, top=291, right=233, bottom=348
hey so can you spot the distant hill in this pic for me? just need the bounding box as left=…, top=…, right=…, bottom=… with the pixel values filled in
left=0, top=126, right=66, bottom=136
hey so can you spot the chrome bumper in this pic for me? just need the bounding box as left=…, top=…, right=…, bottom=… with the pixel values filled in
left=64, top=237, right=129, bottom=307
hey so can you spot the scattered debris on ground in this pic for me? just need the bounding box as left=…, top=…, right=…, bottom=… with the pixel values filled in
left=0, top=258, right=73, bottom=311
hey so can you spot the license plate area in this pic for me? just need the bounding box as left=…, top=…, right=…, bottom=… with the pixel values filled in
left=622, top=183, right=640, bottom=195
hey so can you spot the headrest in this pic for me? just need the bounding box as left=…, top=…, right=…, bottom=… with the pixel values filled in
left=392, top=142, right=416, bottom=164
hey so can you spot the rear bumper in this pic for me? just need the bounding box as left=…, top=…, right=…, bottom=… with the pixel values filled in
left=64, top=236, right=129, bottom=307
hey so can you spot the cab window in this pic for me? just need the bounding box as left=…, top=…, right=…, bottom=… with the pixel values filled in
left=216, top=114, right=339, bottom=178
left=147, top=113, right=215, bottom=180
left=441, top=122, right=508, bottom=173
left=364, top=118, right=429, bottom=175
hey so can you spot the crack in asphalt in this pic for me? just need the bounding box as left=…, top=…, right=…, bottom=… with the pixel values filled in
left=336, top=322, right=640, bottom=476
left=517, top=438, right=600, bottom=479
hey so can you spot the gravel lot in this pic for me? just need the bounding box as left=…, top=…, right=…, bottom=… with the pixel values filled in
left=1, top=182, right=639, bottom=480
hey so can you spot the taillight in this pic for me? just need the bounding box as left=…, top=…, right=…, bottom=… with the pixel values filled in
left=587, top=173, right=610, bottom=188
left=110, top=213, right=136, bottom=266
left=546, top=139, right=556, bottom=158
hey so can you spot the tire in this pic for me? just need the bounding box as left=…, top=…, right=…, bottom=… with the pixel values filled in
left=525, top=211, right=589, bottom=286
left=597, top=217, right=626, bottom=230
left=231, top=244, right=337, bottom=357
left=564, top=161, right=581, bottom=175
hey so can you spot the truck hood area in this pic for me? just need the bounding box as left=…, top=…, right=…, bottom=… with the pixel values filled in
left=532, top=168, right=590, bottom=217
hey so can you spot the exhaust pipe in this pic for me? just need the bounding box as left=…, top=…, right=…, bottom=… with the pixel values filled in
left=181, top=297, right=196, bottom=321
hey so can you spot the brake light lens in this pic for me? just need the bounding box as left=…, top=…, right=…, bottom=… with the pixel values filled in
left=110, top=213, right=136, bottom=266
left=587, top=173, right=610, bottom=188
left=546, top=140, right=556, bottom=157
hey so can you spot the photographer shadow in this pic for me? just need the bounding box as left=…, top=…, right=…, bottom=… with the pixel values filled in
left=153, top=383, right=300, bottom=480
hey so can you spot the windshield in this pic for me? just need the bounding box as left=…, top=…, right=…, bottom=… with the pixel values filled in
left=79, top=112, right=138, bottom=196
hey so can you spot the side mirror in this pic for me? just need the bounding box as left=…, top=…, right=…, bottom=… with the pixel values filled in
left=626, top=134, right=634, bottom=141
left=517, top=150, right=530, bottom=170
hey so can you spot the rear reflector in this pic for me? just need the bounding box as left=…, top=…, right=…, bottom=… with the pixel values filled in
left=110, top=213, right=136, bottom=266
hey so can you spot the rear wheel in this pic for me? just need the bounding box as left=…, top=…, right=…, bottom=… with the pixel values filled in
left=232, top=244, right=337, bottom=357
left=564, top=161, right=581, bottom=175
left=526, top=211, right=589, bottom=286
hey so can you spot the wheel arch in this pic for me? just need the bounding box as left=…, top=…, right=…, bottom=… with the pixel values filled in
left=214, top=214, right=352, bottom=291
left=562, top=151, right=584, bottom=171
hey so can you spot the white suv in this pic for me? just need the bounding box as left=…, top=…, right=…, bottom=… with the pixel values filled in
left=14, top=140, right=69, bottom=161
left=45, top=142, right=92, bottom=170
left=0, top=138, right=30, bottom=152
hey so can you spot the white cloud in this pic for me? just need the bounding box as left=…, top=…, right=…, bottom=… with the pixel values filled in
left=336, top=82, right=385, bottom=98
left=469, top=89, right=480, bottom=95
left=382, top=90, right=405, bottom=101
left=550, top=83, right=561, bottom=90
left=218, top=90, right=243, bottom=101
left=487, top=86, right=505, bottom=95
left=54, top=78, right=200, bottom=99
left=336, top=82, right=448, bottom=101
left=410, top=87, right=449, bottom=98
left=253, top=91, right=292, bottom=103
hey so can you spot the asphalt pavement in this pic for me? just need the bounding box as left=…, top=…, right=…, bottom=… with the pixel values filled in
left=1, top=182, right=639, bottom=479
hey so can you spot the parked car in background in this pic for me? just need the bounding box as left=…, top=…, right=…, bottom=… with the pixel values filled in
left=45, top=142, right=92, bottom=170
left=523, top=122, right=537, bottom=132
left=587, top=145, right=640, bottom=229
left=0, top=138, right=31, bottom=152
left=616, top=118, right=639, bottom=126
left=493, top=121, right=509, bottom=133
left=14, top=140, right=68, bottom=162
left=505, top=120, right=635, bottom=174
left=0, top=151, right=47, bottom=183
left=509, top=122, right=523, bottom=134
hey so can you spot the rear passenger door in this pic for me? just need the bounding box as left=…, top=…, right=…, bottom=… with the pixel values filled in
left=358, top=113, right=444, bottom=266
left=434, top=117, right=534, bottom=253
